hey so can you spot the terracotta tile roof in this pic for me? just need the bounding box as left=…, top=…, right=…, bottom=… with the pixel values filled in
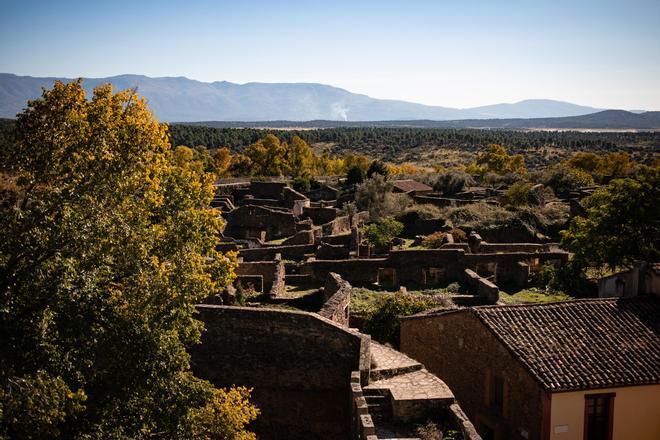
left=473, top=298, right=660, bottom=392
left=392, top=179, right=433, bottom=194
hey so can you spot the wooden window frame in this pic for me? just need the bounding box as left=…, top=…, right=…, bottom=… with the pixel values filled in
left=583, top=392, right=615, bottom=440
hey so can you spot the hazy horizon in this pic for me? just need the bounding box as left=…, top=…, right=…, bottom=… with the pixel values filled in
left=1, top=0, right=659, bottom=110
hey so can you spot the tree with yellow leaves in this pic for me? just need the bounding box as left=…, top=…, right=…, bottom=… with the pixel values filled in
left=213, top=147, right=233, bottom=178
left=467, top=144, right=527, bottom=176
left=0, top=80, right=258, bottom=438
left=242, top=134, right=287, bottom=176
left=284, top=135, right=314, bottom=180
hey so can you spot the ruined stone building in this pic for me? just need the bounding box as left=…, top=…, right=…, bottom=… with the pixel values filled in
left=400, top=298, right=660, bottom=440
left=191, top=273, right=481, bottom=440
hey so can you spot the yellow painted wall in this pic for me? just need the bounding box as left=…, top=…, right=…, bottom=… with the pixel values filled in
left=549, top=384, right=660, bottom=440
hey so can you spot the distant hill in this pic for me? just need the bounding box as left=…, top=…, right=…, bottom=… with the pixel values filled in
left=468, top=99, right=600, bottom=119
left=185, top=110, right=660, bottom=130
left=453, top=110, right=660, bottom=129
left=0, top=73, right=610, bottom=122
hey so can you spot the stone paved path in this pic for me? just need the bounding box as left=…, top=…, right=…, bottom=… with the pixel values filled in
left=365, top=341, right=455, bottom=439
left=365, top=369, right=454, bottom=402
left=370, top=341, right=422, bottom=379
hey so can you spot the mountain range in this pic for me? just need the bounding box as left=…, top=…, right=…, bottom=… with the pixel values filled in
left=0, top=73, right=626, bottom=122
left=182, top=110, right=660, bottom=130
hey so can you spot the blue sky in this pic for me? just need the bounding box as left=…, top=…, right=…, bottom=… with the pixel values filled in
left=1, top=0, right=659, bottom=109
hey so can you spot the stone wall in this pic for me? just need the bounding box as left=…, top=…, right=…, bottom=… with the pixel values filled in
left=304, top=259, right=384, bottom=284
left=464, top=251, right=568, bottom=287
left=322, top=215, right=352, bottom=235
left=385, top=249, right=466, bottom=285
left=239, top=244, right=317, bottom=262
left=413, top=195, right=480, bottom=208
left=402, top=218, right=451, bottom=237
left=472, top=243, right=556, bottom=253
left=282, top=187, right=310, bottom=215
left=304, top=248, right=568, bottom=290
left=236, top=260, right=285, bottom=297
left=463, top=269, right=499, bottom=304
left=225, top=204, right=297, bottom=240
left=282, top=230, right=316, bottom=246
left=321, top=233, right=353, bottom=247
left=400, top=310, right=546, bottom=440
left=191, top=306, right=370, bottom=440
left=250, top=181, right=288, bottom=199
left=316, top=243, right=351, bottom=260
left=303, top=206, right=339, bottom=225
left=306, top=185, right=340, bottom=202
left=318, top=273, right=352, bottom=326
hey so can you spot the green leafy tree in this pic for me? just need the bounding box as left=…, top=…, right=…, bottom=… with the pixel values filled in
left=362, top=217, right=404, bottom=250
left=561, top=167, right=660, bottom=270
left=0, top=80, right=258, bottom=438
left=367, top=160, right=389, bottom=178
left=346, top=165, right=366, bottom=185
left=364, top=292, right=435, bottom=347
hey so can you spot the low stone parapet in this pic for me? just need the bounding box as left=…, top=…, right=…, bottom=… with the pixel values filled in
left=464, top=268, right=499, bottom=304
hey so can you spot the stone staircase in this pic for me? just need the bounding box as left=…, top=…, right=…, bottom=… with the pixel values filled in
left=365, top=342, right=455, bottom=439
left=364, top=388, right=391, bottom=419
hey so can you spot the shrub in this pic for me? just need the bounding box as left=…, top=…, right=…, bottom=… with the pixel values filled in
left=483, top=171, right=524, bottom=187
left=446, top=282, right=461, bottom=293
left=532, top=263, right=558, bottom=289
left=517, top=203, right=570, bottom=239
left=433, top=170, right=475, bottom=195
left=363, top=292, right=436, bottom=347
left=539, top=165, right=595, bottom=195
left=450, top=227, right=468, bottom=242
left=527, top=184, right=555, bottom=206
left=505, top=181, right=533, bottom=206
left=292, top=176, right=311, bottom=192
left=422, top=231, right=447, bottom=249
left=355, top=175, right=413, bottom=220
left=416, top=422, right=442, bottom=440
left=362, top=217, right=404, bottom=250
left=443, top=202, right=514, bottom=230
left=396, top=204, right=445, bottom=223
left=235, top=282, right=258, bottom=306
left=339, top=201, right=358, bottom=220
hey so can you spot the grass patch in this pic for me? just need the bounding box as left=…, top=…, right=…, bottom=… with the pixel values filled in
left=351, top=285, right=451, bottom=315
left=281, top=283, right=320, bottom=299
left=265, top=237, right=288, bottom=245
left=499, top=288, right=572, bottom=305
